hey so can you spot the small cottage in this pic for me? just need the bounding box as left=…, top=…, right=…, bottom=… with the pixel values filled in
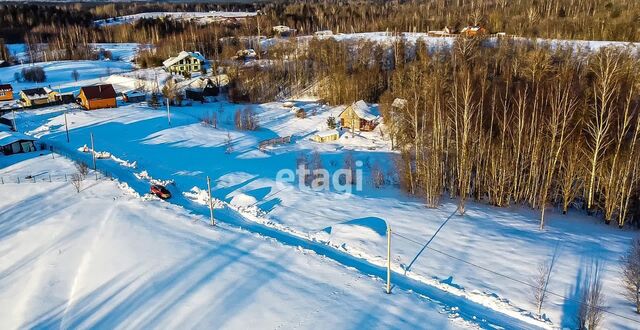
left=338, top=100, right=379, bottom=132
left=78, top=84, right=117, bottom=110
left=122, top=90, right=146, bottom=103
left=312, top=130, right=340, bottom=143
left=273, top=25, right=295, bottom=37
left=163, top=51, right=207, bottom=75
left=56, top=93, right=76, bottom=104
left=20, top=87, right=58, bottom=107
left=461, top=26, right=487, bottom=37
left=177, top=77, right=222, bottom=101
left=0, top=84, right=13, bottom=101
left=0, top=131, right=36, bottom=155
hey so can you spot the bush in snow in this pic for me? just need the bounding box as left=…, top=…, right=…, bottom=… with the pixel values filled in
left=327, top=116, right=336, bottom=129
left=70, top=173, right=82, bottom=193
left=577, top=266, right=606, bottom=330
left=622, top=237, right=640, bottom=314
left=21, top=66, right=46, bottom=83
left=75, top=161, right=89, bottom=179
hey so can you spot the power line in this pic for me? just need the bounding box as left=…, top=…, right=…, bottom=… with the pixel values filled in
left=391, top=231, right=640, bottom=325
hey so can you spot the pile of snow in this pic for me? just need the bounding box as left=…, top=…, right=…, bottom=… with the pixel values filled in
left=183, top=186, right=224, bottom=209
left=110, top=155, right=137, bottom=169
left=228, top=193, right=266, bottom=218
left=135, top=170, right=173, bottom=186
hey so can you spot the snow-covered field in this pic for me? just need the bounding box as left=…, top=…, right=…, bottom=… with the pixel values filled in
left=0, top=60, right=133, bottom=94
left=95, top=11, right=257, bottom=27
left=0, top=154, right=469, bottom=329
left=5, top=43, right=144, bottom=63
left=2, top=38, right=640, bottom=328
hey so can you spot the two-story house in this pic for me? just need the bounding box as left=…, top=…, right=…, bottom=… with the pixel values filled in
left=162, top=51, right=207, bottom=75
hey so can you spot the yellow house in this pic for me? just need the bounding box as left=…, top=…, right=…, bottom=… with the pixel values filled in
left=163, top=51, right=207, bottom=75
left=312, top=129, right=340, bottom=143
left=20, top=87, right=58, bottom=107
left=338, top=100, right=379, bottom=132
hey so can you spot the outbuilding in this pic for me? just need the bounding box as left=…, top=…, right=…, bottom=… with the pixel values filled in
left=0, top=131, right=37, bottom=155
left=122, top=90, right=146, bottom=103
left=78, top=84, right=117, bottom=110
left=311, top=129, right=340, bottom=143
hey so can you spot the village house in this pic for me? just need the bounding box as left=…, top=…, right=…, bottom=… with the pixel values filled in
left=0, top=131, right=36, bottom=155
left=78, top=84, right=117, bottom=110
left=311, top=129, right=340, bottom=143
left=20, top=87, right=58, bottom=107
left=177, top=75, right=229, bottom=101
left=338, top=100, right=379, bottom=132
left=0, top=84, right=13, bottom=102
left=56, top=93, right=76, bottom=105
left=273, top=25, right=296, bottom=37
left=121, top=90, right=146, bottom=103
left=163, top=51, right=207, bottom=75
left=461, top=26, right=487, bottom=37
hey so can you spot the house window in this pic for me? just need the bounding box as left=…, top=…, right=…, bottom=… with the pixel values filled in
left=0, top=91, right=5, bottom=96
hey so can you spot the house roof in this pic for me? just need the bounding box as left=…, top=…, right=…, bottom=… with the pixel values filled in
left=163, top=51, right=206, bottom=68
left=0, top=131, right=35, bottom=147
left=391, top=98, right=408, bottom=109
left=0, top=84, right=12, bottom=92
left=461, top=26, right=483, bottom=32
left=123, top=90, right=146, bottom=97
left=315, top=129, right=339, bottom=138
left=21, top=87, right=54, bottom=100
left=81, top=84, right=117, bottom=100
left=340, top=100, right=378, bottom=121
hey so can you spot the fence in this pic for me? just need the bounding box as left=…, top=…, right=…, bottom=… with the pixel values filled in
left=258, top=135, right=292, bottom=151
left=0, top=143, right=114, bottom=185
left=0, top=172, right=110, bottom=184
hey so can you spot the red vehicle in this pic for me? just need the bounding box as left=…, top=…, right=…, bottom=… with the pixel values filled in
left=150, top=184, right=171, bottom=199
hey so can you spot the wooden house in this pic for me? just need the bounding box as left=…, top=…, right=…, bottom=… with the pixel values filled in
left=20, top=87, right=58, bottom=107
left=122, top=90, right=146, bottom=103
left=163, top=51, right=207, bottom=75
left=312, top=130, right=340, bottom=143
left=78, top=84, right=117, bottom=110
left=0, top=84, right=13, bottom=101
left=0, top=131, right=36, bottom=155
left=338, top=100, right=379, bottom=132
left=461, top=26, right=487, bottom=37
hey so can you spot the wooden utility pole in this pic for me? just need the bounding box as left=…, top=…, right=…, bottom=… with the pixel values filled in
left=166, top=98, right=171, bottom=126
left=207, top=176, right=215, bottom=226
left=386, top=224, right=391, bottom=294
left=64, top=109, right=70, bottom=143
left=90, top=132, right=96, bottom=171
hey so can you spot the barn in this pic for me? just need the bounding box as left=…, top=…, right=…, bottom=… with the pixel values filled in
left=78, top=84, right=117, bottom=110
left=0, top=131, right=37, bottom=155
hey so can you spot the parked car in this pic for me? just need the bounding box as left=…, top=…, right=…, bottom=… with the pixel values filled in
left=150, top=184, right=171, bottom=199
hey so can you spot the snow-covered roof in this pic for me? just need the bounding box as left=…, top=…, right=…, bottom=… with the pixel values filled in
left=314, top=30, right=333, bottom=36
left=163, top=51, right=206, bottom=68
left=342, top=100, right=378, bottom=121
left=392, top=98, right=408, bottom=109
left=273, top=25, right=292, bottom=33
left=461, top=26, right=483, bottom=32
left=123, top=90, right=146, bottom=97
left=21, top=87, right=54, bottom=101
left=0, top=131, right=35, bottom=146
left=315, top=129, right=339, bottom=138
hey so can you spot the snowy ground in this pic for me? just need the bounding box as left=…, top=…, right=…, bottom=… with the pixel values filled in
left=5, top=95, right=637, bottom=329
left=2, top=37, right=640, bottom=328
left=0, top=60, right=133, bottom=94
left=5, top=43, right=143, bottom=63
left=95, top=11, right=257, bottom=27
left=0, top=154, right=472, bottom=329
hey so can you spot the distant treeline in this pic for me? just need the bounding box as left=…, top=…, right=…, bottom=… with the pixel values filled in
left=0, top=0, right=640, bottom=56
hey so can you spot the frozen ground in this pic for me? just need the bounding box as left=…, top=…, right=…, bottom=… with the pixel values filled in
left=0, top=154, right=471, bottom=329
